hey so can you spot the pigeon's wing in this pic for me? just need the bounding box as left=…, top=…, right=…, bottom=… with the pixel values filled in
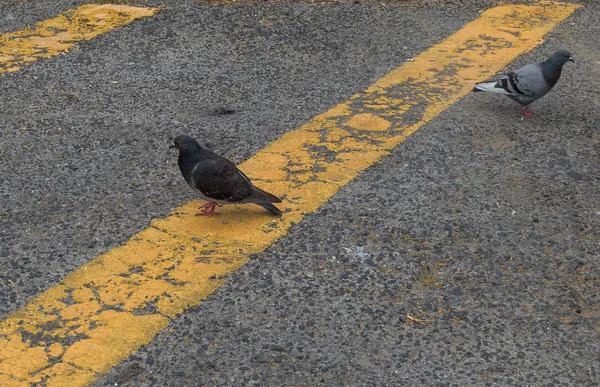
left=503, top=63, right=549, bottom=96
left=191, top=157, right=254, bottom=202
left=493, top=71, right=534, bottom=97
left=474, top=63, right=548, bottom=105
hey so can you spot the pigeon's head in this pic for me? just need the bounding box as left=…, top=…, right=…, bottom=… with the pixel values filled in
left=551, top=49, right=574, bottom=65
left=170, top=135, right=202, bottom=153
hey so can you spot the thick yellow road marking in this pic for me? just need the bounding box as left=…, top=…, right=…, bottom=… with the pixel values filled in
left=0, top=4, right=158, bottom=75
left=0, top=3, right=579, bottom=386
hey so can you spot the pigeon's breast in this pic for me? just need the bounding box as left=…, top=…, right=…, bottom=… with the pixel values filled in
left=188, top=163, right=229, bottom=204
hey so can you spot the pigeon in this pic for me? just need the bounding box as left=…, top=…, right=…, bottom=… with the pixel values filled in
left=473, top=49, right=574, bottom=117
left=170, top=135, right=282, bottom=216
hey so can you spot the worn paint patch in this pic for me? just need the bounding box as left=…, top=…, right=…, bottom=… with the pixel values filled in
left=0, top=4, right=158, bottom=75
left=346, top=113, right=392, bottom=131
left=0, top=3, right=579, bottom=386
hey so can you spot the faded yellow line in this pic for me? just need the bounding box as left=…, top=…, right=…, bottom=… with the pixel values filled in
left=0, top=4, right=158, bottom=75
left=0, top=3, right=579, bottom=386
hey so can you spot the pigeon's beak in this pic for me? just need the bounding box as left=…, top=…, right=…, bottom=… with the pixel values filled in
left=169, top=144, right=177, bottom=149
left=568, top=56, right=574, bottom=63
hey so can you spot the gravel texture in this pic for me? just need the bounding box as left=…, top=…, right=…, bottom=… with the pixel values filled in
left=0, top=0, right=598, bottom=385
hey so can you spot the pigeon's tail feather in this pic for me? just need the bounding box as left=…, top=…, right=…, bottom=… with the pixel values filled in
left=473, top=81, right=511, bottom=95
left=247, top=186, right=282, bottom=204
left=245, top=186, right=283, bottom=215
left=257, top=202, right=282, bottom=216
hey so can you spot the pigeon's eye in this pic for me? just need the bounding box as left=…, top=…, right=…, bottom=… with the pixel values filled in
left=178, top=141, right=183, bottom=145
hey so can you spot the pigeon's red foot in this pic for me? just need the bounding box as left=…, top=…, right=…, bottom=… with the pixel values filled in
left=196, top=202, right=222, bottom=216
left=521, top=106, right=535, bottom=118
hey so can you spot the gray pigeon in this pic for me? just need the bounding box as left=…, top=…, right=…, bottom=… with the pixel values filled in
left=170, top=135, right=282, bottom=216
left=473, top=49, right=574, bottom=117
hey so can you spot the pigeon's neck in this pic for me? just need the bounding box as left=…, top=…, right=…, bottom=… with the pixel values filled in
left=541, top=59, right=563, bottom=85
left=178, top=149, right=206, bottom=179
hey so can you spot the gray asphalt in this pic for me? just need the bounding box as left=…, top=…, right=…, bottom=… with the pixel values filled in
left=1, top=0, right=599, bottom=386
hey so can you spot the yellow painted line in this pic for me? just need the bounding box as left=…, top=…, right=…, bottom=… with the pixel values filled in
left=0, top=4, right=158, bottom=75
left=0, top=3, right=579, bottom=386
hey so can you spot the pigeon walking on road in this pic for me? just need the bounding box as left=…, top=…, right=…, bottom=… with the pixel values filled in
left=473, top=49, right=574, bottom=117
left=170, top=135, right=282, bottom=216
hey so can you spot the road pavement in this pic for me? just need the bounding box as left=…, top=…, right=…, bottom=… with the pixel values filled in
left=1, top=0, right=599, bottom=385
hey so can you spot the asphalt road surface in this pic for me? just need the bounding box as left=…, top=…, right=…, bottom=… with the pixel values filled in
left=1, top=0, right=599, bottom=385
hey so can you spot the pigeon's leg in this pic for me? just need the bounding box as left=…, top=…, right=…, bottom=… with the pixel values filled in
left=196, top=202, right=222, bottom=216
left=521, top=106, right=535, bottom=118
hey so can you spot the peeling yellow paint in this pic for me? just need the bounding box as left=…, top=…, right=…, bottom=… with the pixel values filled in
left=0, top=375, right=27, bottom=387
left=38, top=363, right=97, bottom=387
left=47, top=343, right=64, bottom=358
left=61, top=311, right=168, bottom=373
left=317, top=103, right=352, bottom=119
left=0, top=340, right=48, bottom=380
left=0, top=3, right=579, bottom=386
left=59, top=301, right=101, bottom=321
left=0, top=4, right=158, bottom=75
left=71, top=288, right=96, bottom=303
left=346, top=113, right=392, bottom=131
